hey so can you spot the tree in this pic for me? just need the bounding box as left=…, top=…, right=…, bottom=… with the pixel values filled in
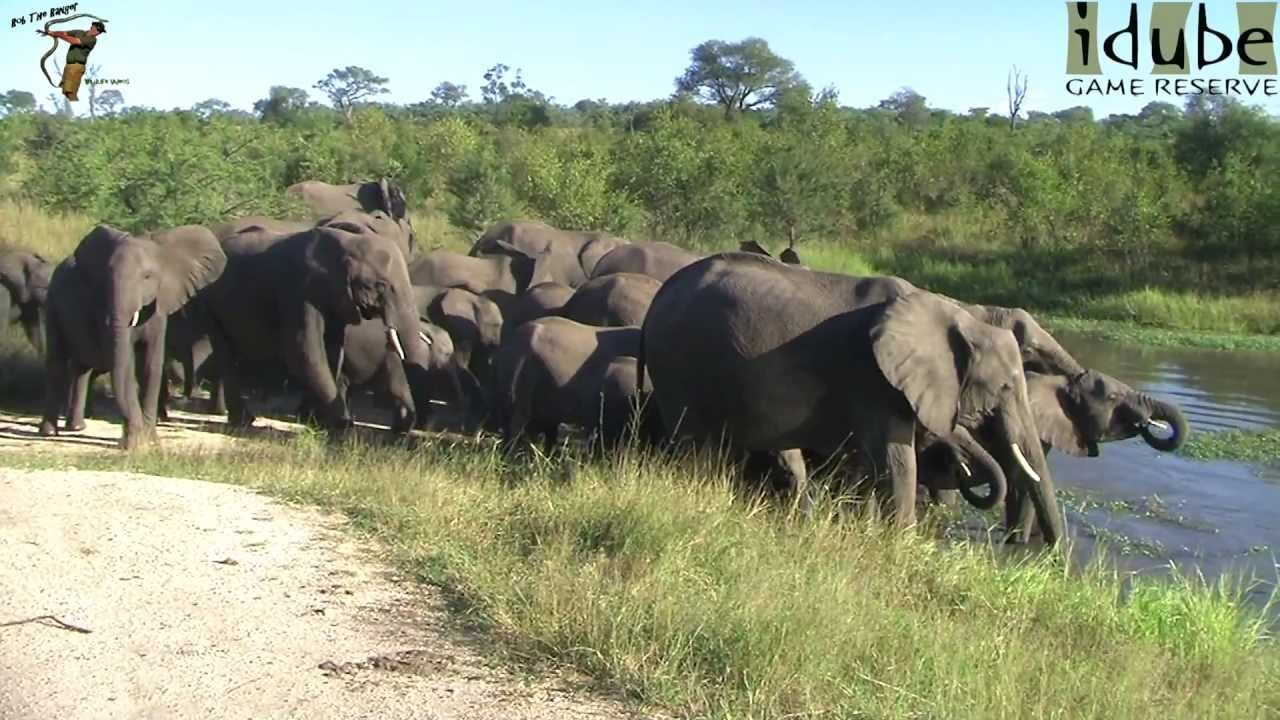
left=0, top=90, right=37, bottom=115
left=93, top=89, right=124, bottom=117
left=314, top=66, right=389, bottom=123
left=253, top=86, right=310, bottom=123
left=675, top=37, right=809, bottom=120
left=191, top=98, right=232, bottom=121
left=480, top=64, right=551, bottom=128
left=877, top=88, right=930, bottom=128
left=429, top=81, right=468, bottom=108
left=1053, top=106, right=1094, bottom=123
left=1007, top=65, right=1028, bottom=130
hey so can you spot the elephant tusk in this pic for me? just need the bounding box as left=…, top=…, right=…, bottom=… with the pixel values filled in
left=1147, top=419, right=1172, bottom=432
left=129, top=310, right=141, bottom=328
left=959, top=461, right=972, bottom=479
left=1010, top=443, right=1041, bottom=484
left=388, top=327, right=406, bottom=361
left=418, top=330, right=432, bottom=346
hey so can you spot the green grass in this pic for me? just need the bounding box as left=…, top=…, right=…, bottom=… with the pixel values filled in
left=11, top=437, right=1278, bottom=719
left=1180, top=429, right=1280, bottom=467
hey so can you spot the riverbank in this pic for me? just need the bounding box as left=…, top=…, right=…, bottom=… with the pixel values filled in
left=5, top=427, right=1276, bottom=720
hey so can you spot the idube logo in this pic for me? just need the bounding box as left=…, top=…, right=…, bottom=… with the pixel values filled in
left=1066, top=1, right=1278, bottom=97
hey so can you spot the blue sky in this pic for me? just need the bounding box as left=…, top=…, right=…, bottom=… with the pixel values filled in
left=3, top=0, right=1279, bottom=118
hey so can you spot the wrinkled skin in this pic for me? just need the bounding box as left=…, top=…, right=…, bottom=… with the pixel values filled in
left=40, top=225, right=226, bottom=449
left=559, top=272, right=661, bottom=328
left=493, top=316, right=658, bottom=454
left=413, top=284, right=502, bottom=401
left=469, top=220, right=629, bottom=285
left=0, top=248, right=52, bottom=355
left=641, top=253, right=1065, bottom=544
left=287, top=178, right=409, bottom=223
left=202, top=220, right=424, bottom=435
left=494, top=281, right=575, bottom=340
left=590, top=241, right=702, bottom=283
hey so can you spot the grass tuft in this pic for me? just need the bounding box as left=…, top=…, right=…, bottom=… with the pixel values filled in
left=1180, top=429, right=1280, bottom=466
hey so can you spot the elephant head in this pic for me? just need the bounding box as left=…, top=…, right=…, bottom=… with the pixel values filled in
left=0, top=250, right=52, bottom=354
left=960, top=303, right=1085, bottom=379
left=1029, top=369, right=1188, bottom=455
left=578, top=236, right=629, bottom=278
left=917, top=426, right=1008, bottom=511
left=493, top=239, right=589, bottom=289
left=872, top=292, right=1065, bottom=544
left=318, top=209, right=416, bottom=259
left=411, top=320, right=487, bottom=430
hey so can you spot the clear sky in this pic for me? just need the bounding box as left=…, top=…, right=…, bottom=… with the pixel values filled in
left=3, top=0, right=1279, bottom=118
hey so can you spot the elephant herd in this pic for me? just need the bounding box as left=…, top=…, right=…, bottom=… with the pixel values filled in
left=0, top=177, right=1190, bottom=546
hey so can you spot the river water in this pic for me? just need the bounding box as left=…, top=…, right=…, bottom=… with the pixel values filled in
left=1046, top=332, right=1280, bottom=609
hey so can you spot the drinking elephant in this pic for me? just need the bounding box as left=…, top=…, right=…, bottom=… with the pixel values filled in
left=203, top=218, right=424, bottom=433
left=559, top=272, right=661, bottom=328
left=641, top=252, right=1065, bottom=544
left=39, top=225, right=226, bottom=448
left=469, top=220, right=629, bottom=282
left=492, top=316, right=657, bottom=454
left=287, top=178, right=409, bottom=224
left=0, top=248, right=52, bottom=354
left=590, top=240, right=702, bottom=283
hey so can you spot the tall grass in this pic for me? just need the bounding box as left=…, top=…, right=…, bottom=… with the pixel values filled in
left=22, top=437, right=1278, bottom=720
left=0, top=198, right=92, bottom=258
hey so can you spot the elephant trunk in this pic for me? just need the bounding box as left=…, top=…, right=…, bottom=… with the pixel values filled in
left=22, top=304, right=46, bottom=356
left=1002, top=401, right=1065, bottom=546
left=1139, top=394, right=1188, bottom=452
left=109, top=283, right=142, bottom=434
left=950, top=427, right=1008, bottom=511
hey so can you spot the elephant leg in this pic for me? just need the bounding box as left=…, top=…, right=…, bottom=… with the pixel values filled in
left=136, top=333, right=165, bottom=442
left=210, top=379, right=227, bottom=415
left=65, top=366, right=90, bottom=432
left=283, top=306, right=349, bottom=433
left=39, top=323, right=69, bottom=437
left=382, top=359, right=416, bottom=435
left=865, top=415, right=918, bottom=529
left=1003, top=484, right=1038, bottom=544
left=209, top=327, right=253, bottom=428
left=82, top=370, right=102, bottom=419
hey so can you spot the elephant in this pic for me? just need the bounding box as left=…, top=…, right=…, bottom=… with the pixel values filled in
left=469, top=220, right=630, bottom=282
left=202, top=217, right=425, bottom=433
left=287, top=178, right=409, bottom=224
left=314, top=208, right=415, bottom=259
left=211, top=216, right=311, bottom=243
left=39, top=225, right=226, bottom=448
left=559, top=272, right=661, bottom=328
left=640, top=252, right=1065, bottom=544
left=413, top=284, right=503, bottom=382
left=408, top=245, right=558, bottom=304
left=492, top=316, right=658, bottom=454
left=494, top=281, right=575, bottom=340
left=0, top=248, right=52, bottom=354
left=590, top=241, right=702, bottom=283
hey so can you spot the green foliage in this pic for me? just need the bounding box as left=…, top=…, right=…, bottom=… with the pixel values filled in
left=314, top=66, right=390, bottom=123
left=675, top=37, right=810, bottom=119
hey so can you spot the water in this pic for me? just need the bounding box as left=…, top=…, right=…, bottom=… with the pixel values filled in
left=1048, top=332, right=1280, bottom=608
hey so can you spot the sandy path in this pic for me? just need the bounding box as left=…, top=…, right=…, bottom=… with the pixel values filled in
left=0, top=467, right=645, bottom=719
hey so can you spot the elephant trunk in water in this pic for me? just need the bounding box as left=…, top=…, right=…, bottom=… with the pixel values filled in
left=1139, top=394, right=1188, bottom=452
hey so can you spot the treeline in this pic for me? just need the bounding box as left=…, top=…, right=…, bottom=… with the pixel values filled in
left=1, top=88, right=1279, bottom=295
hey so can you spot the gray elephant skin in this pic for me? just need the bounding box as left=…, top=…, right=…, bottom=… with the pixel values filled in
left=641, top=252, right=1065, bottom=544
left=0, top=248, right=52, bottom=354
left=413, top=285, right=503, bottom=376
left=202, top=217, right=424, bottom=432
left=40, top=225, right=226, bottom=448
left=470, top=220, right=629, bottom=282
left=495, top=281, right=575, bottom=340
left=493, top=316, right=657, bottom=453
left=560, top=273, right=661, bottom=328
left=590, top=241, right=702, bottom=283
left=287, top=178, right=409, bottom=223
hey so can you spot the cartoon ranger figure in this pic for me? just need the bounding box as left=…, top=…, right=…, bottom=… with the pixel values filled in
left=37, top=20, right=107, bottom=102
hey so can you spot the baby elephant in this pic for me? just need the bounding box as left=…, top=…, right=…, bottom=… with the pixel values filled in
left=492, top=316, right=656, bottom=454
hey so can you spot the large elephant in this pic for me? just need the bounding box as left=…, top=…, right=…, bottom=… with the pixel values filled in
left=590, top=241, right=702, bottom=283
left=39, top=225, right=226, bottom=448
left=559, top=273, right=661, bottom=328
left=287, top=178, right=409, bottom=223
left=641, top=253, right=1065, bottom=544
left=493, top=316, right=657, bottom=453
left=469, top=220, right=629, bottom=281
left=202, top=219, right=424, bottom=432
left=0, top=248, right=52, bottom=354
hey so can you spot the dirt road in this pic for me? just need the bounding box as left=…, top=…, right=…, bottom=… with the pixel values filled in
left=0, top=462, right=644, bottom=719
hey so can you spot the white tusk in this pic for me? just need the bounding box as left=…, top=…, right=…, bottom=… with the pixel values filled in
left=1148, top=419, right=1171, bottom=432
left=129, top=310, right=140, bottom=328
left=418, top=331, right=432, bottom=346
left=388, top=328, right=406, bottom=361
left=1010, top=443, right=1042, bottom=484
left=959, top=461, right=972, bottom=479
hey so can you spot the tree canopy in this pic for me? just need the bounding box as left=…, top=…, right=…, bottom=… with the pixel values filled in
left=675, top=37, right=810, bottom=119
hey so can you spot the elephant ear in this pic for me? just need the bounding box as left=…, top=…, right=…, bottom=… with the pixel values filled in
left=779, top=247, right=802, bottom=265
left=738, top=240, right=773, bottom=258
left=871, top=293, right=972, bottom=438
left=73, top=225, right=129, bottom=274
left=147, top=226, right=228, bottom=314
left=1028, top=373, right=1093, bottom=457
